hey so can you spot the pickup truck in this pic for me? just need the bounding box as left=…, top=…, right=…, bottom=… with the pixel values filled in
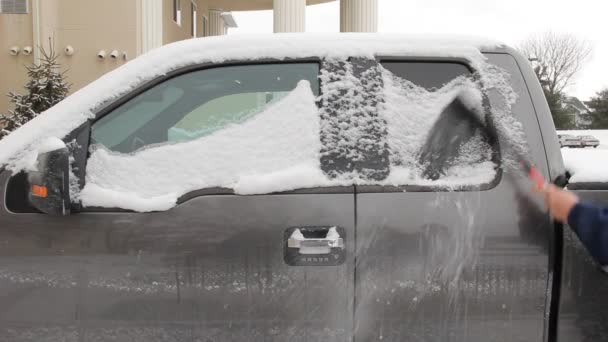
left=0, top=34, right=607, bottom=342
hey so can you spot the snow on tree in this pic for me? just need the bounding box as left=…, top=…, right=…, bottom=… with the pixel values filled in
left=0, top=43, right=70, bottom=139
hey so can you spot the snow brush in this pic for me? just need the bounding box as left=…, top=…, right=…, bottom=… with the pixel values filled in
left=419, top=95, right=546, bottom=189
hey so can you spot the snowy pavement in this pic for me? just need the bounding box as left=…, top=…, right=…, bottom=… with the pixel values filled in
left=558, top=130, right=608, bottom=183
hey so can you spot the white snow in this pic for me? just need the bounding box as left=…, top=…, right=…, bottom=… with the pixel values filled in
left=382, top=73, right=486, bottom=168
left=37, top=137, right=66, bottom=154
left=0, top=33, right=503, bottom=172
left=81, top=66, right=508, bottom=211
left=82, top=81, right=322, bottom=211
left=0, top=34, right=523, bottom=212
left=559, top=130, right=608, bottom=183
left=561, top=148, right=608, bottom=183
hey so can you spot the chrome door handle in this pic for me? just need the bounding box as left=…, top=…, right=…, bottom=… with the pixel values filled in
left=288, top=227, right=344, bottom=254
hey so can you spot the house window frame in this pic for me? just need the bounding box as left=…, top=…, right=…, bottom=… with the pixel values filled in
left=201, top=15, right=208, bottom=37
left=173, top=0, right=182, bottom=26
left=0, top=0, right=29, bottom=14
left=191, top=1, right=197, bottom=37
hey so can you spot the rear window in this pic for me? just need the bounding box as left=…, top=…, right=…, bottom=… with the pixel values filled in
left=377, top=60, right=500, bottom=190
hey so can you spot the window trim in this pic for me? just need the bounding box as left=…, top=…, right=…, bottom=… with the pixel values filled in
left=201, top=15, right=208, bottom=37
left=173, top=0, right=181, bottom=26
left=190, top=0, right=197, bottom=37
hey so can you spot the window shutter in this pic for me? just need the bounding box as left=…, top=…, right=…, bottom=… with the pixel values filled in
left=0, top=0, right=28, bottom=14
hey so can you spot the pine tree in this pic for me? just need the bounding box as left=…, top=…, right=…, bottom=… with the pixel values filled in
left=0, top=42, right=70, bottom=139
left=588, top=88, right=608, bottom=129
left=542, top=88, right=575, bottom=130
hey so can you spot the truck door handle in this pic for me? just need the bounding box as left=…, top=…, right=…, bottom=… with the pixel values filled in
left=284, top=227, right=346, bottom=266
left=287, top=227, right=344, bottom=254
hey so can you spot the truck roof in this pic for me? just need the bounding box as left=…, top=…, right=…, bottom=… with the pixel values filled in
left=0, top=33, right=517, bottom=172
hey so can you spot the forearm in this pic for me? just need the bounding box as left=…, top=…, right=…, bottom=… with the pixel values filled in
left=568, top=202, right=608, bottom=265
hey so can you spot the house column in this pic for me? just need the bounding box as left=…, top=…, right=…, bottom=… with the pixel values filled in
left=139, top=0, right=163, bottom=55
left=209, top=9, right=226, bottom=36
left=273, top=0, right=306, bottom=33
left=340, top=0, right=378, bottom=32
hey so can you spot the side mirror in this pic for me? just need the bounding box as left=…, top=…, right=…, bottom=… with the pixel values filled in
left=27, top=144, right=71, bottom=216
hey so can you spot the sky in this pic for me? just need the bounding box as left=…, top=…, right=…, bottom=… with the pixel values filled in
left=231, top=0, right=606, bottom=101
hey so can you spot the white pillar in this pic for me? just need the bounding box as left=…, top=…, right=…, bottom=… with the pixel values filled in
left=31, top=0, right=41, bottom=64
left=209, top=9, right=226, bottom=36
left=139, top=0, right=163, bottom=54
left=340, top=0, right=378, bottom=33
left=273, top=0, right=306, bottom=33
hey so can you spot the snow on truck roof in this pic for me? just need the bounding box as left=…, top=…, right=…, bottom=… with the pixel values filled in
left=0, top=33, right=507, bottom=171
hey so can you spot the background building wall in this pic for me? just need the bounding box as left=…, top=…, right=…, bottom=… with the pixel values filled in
left=0, top=5, right=33, bottom=113
left=164, top=0, right=194, bottom=44
left=38, top=0, right=137, bottom=93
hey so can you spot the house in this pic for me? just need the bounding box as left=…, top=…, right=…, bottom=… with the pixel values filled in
left=0, top=0, right=379, bottom=114
left=563, top=96, right=592, bottom=128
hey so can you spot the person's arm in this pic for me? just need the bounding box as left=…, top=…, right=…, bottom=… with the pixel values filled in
left=568, top=202, right=608, bottom=265
left=541, top=184, right=608, bottom=266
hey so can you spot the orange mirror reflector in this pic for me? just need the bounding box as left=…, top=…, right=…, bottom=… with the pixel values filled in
left=31, top=185, right=48, bottom=198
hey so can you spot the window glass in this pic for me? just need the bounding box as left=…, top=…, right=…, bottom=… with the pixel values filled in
left=173, top=0, right=181, bottom=25
left=381, top=61, right=471, bottom=89
left=91, top=63, right=319, bottom=154
left=379, top=61, right=499, bottom=189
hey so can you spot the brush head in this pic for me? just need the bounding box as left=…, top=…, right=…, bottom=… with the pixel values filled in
left=418, top=94, right=497, bottom=181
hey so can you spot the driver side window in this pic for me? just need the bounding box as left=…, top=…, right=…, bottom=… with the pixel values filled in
left=91, top=63, right=319, bottom=153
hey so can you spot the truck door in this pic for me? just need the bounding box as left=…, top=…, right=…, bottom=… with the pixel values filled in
left=353, top=56, right=555, bottom=341
left=0, top=62, right=356, bottom=342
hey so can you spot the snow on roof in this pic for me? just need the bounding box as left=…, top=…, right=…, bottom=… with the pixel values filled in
left=0, top=33, right=504, bottom=171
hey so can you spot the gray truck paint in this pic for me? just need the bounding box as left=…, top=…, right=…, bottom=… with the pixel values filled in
left=0, top=45, right=606, bottom=342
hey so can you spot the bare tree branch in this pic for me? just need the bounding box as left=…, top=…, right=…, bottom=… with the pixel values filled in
left=517, top=32, right=592, bottom=96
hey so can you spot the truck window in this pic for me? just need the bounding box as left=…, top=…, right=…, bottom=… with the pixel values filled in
left=379, top=61, right=499, bottom=190
left=91, top=63, right=319, bottom=153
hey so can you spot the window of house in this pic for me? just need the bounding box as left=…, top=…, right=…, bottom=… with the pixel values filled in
left=173, top=0, right=182, bottom=26
left=202, top=16, right=208, bottom=37
left=0, top=0, right=28, bottom=14
left=191, top=1, right=197, bottom=37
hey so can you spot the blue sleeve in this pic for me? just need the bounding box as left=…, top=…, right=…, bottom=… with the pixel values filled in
left=568, top=202, right=608, bottom=266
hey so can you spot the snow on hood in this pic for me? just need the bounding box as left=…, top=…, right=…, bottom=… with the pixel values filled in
left=0, top=33, right=504, bottom=172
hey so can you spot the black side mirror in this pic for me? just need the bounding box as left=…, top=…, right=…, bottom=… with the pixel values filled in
left=27, top=146, right=71, bottom=216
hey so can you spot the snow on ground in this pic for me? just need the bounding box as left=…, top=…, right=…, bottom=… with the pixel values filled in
left=558, top=130, right=608, bottom=183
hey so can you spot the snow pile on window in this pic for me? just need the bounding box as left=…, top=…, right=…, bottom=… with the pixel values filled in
left=382, top=73, right=491, bottom=170
left=82, top=58, right=523, bottom=212
left=318, top=59, right=389, bottom=181
left=0, top=34, right=503, bottom=172
left=562, top=148, right=608, bottom=183
left=81, top=81, right=325, bottom=212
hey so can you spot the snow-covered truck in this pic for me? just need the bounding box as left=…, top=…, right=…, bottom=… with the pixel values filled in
left=0, top=34, right=606, bottom=341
